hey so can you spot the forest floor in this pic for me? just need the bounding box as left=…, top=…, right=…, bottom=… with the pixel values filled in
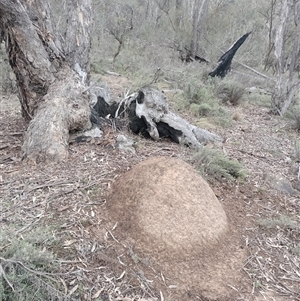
left=0, top=74, right=299, bottom=301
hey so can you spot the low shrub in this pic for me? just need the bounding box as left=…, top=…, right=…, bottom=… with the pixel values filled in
left=192, top=146, right=246, bottom=182
left=258, top=215, right=298, bottom=230
left=285, top=105, right=300, bottom=131
left=216, top=80, right=246, bottom=106
left=0, top=227, right=68, bottom=301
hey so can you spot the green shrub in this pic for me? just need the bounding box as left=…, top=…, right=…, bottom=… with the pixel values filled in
left=246, top=93, right=271, bottom=108
left=258, top=215, right=298, bottom=230
left=285, top=105, right=300, bottom=131
left=173, top=94, right=190, bottom=111
left=198, top=103, right=213, bottom=117
left=216, top=80, right=246, bottom=106
left=291, top=244, right=300, bottom=256
left=189, top=103, right=201, bottom=117
left=0, top=228, right=69, bottom=301
left=192, top=146, right=246, bottom=181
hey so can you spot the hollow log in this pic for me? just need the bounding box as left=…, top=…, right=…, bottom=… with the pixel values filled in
left=92, top=86, right=222, bottom=148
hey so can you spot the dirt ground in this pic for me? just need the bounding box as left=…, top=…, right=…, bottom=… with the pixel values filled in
left=0, top=76, right=299, bottom=301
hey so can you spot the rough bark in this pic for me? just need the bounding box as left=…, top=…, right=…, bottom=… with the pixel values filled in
left=0, top=0, right=58, bottom=120
left=64, top=0, right=93, bottom=82
left=271, top=0, right=289, bottom=114
left=271, top=0, right=300, bottom=115
left=22, top=68, right=91, bottom=162
left=0, top=0, right=92, bottom=162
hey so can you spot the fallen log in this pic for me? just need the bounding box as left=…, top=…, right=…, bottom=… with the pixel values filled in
left=91, top=86, right=222, bottom=148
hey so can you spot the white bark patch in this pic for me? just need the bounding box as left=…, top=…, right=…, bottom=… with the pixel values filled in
left=134, top=87, right=221, bottom=147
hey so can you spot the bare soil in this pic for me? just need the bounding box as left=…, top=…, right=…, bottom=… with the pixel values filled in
left=0, top=77, right=299, bottom=301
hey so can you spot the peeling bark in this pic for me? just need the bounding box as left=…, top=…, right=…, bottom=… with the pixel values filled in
left=271, top=0, right=300, bottom=115
left=22, top=67, right=91, bottom=163
left=64, top=0, right=93, bottom=81
left=0, top=0, right=92, bottom=162
left=0, top=0, right=57, bottom=120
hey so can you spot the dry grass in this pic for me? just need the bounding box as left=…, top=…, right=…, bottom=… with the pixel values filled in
left=1, top=140, right=182, bottom=300
left=1, top=86, right=300, bottom=301
left=244, top=209, right=300, bottom=300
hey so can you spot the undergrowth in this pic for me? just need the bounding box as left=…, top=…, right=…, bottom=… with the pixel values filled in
left=0, top=227, right=70, bottom=301
left=216, top=80, right=246, bottom=106
left=285, top=104, right=300, bottom=131
left=192, top=146, right=246, bottom=182
left=258, top=215, right=298, bottom=230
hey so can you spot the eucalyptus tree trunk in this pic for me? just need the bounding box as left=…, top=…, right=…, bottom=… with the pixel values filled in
left=190, top=0, right=208, bottom=58
left=280, top=0, right=300, bottom=115
left=0, top=0, right=92, bottom=162
left=263, top=0, right=276, bottom=71
left=271, top=0, right=289, bottom=114
left=175, top=0, right=183, bottom=28
left=64, top=0, right=93, bottom=80
left=271, top=0, right=300, bottom=115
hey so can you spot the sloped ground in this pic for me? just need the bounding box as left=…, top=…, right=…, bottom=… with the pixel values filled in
left=0, top=79, right=299, bottom=301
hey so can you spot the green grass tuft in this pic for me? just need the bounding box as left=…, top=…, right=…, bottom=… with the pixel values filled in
left=0, top=227, right=68, bottom=301
left=258, top=215, right=298, bottom=230
left=216, top=80, right=246, bottom=106
left=192, top=146, right=246, bottom=182
left=285, top=104, right=300, bottom=131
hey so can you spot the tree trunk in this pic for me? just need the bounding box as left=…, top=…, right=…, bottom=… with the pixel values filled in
left=271, top=0, right=289, bottom=114
left=271, top=0, right=300, bottom=115
left=64, top=0, right=93, bottom=83
left=175, top=0, right=182, bottom=28
left=280, top=0, right=300, bottom=115
left=209, top=32, right=251, bottom=78
left=190, top=0, right=208, bottom=59
left=0, top=0, right=92, bottom=162
left=263, top=0, right=276, bottom=72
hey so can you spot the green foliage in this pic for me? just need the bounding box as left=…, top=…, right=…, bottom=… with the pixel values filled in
left=189, top=103, right=201, bottom=116
left=258, top=215, right=298, bottom=230
left=216, top=80, right=246, bottom=106
left=285, top=104, right=300, bottom=131
left=291, top=244, right=300, bottom=256
left=0, top=227, right=68, bottom=301
left=168, top=70, right=233, bottom=127
left=192, top=146, right=246, bottom=182
left=246, top=93, right=271, bottom=108
left=198, top=103, right=213, bottom=117
left=172, top=93, right=190, bottom=111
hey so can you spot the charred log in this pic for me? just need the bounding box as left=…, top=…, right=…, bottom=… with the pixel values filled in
left=90, top=96, right=123, bottom=130
left=127, top=101, right=183, bottom=142
left=209, top=32, right=251, bottom=78
left=92, top=86, right=221, bottom=148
